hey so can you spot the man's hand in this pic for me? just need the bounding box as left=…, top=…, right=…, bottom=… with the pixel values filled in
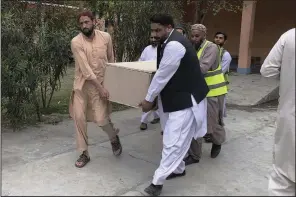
left=139, top=100, right=154, bottom=112
left=98, top=87, right=110, bottom=100
left=152, top=98, right=158, bottom=110
left=91, top=79, right=109, bottom=100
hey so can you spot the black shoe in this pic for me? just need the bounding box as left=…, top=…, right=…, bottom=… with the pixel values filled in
left=203, top=134, right=212, bottom=143
left=111, top=135, right=122, bottom=156
left=211, top=143, right=221, bottom=158
left=151, top=118, right=160, bottom=124
left=144, top=183, right=163, bottom=196
left=140, top=123, right=147, bottom=130
left=203, top=134, right=211, bottom=139
left=183, top=155, right=199, bottom=166
left=166, top=170, right=186, bottom=180
left=161, top=131, right=163, bottom=135
left=204, top=137, right=212, bottom=143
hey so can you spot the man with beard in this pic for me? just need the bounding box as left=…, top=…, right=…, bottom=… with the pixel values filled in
left=139, top=14, right=209, bottom=196
left=139, top=35, right=160, bottom=131
left=183, top=24, right=228, bottom=166
left=69, top=11, right=122, bottom=168
left=214, top=32, right=232, bottom=119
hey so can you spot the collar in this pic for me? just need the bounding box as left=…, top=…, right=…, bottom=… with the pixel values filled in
left=197, top=39, right=207, bottom=51
left=163, top=29, right=174, bottom=44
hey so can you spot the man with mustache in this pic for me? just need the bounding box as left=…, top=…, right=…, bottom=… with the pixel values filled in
left=139, top=14, right=209, bottom=196
left=139, top=35, right=161, bottom=131
left=214, top=31, right=232, bottom=119
left=203, top=31, right=232, bottom=144
left=183, top=24, right=228, bottom=166
left=69, top=11, right=122, bottom=168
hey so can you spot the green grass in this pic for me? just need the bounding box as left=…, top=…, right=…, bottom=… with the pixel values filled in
left=43, top=66, right=130, bottom=115
left=40, top=66, right=75, bottom=115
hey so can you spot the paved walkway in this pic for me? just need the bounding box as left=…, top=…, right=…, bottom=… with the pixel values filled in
left=2, top=106, right=277, bottom=196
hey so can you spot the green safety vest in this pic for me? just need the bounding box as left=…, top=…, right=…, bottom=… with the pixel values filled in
left=197, top=40, right=228, bottom=97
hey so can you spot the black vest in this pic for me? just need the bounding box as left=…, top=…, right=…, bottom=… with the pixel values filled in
left=157, top=30, right=209, bottom=113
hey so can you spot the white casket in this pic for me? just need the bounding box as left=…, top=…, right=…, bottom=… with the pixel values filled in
left=104, top=61, right=157, bottom=108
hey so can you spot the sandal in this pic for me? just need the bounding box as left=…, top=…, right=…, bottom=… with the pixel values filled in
left=140, top=123, right=148, bottom=130
left=151, top=118, right=160, bottom=124
left=75, top=153, right=90, bottom=168
left=111, top=135, right=122, bottom=156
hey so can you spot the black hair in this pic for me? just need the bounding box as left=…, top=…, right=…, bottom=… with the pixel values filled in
left=175, top=24, right=185, bottom=35
left=177, top=28, right=185, bottom=35
left=215, top=32, right=228, bottom=40
left=78, top=10, right=95, bottom=22
left=105, top=19, right=114, bottom=27
left=150, top=14, right=175, bottom=28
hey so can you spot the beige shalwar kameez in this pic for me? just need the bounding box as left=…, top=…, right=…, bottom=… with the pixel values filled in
left=69, top=30, right=118, bottom=152
left=188, top=40, right=226, bottom=160
left=261, top=28, right=295, bottom=196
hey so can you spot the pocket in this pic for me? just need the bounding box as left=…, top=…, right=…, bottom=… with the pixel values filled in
left=192, top=98, right=207, bottom=137
left=162, top=111, right=186, bottom=148
left=93, top=46, right=107, bottom=59
left=163, top=125, right=182, bottom=148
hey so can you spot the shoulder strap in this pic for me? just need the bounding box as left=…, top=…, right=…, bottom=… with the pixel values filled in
left=198, top=40, right=209, bottom=54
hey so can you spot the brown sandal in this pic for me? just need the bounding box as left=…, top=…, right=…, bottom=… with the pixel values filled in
left=75, top=153, right=90, bottom=168
left=111, top=135, right=122, bottom=156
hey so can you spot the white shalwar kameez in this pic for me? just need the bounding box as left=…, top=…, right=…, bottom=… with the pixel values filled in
left=144, top=38, right=207, bottom=185
left=139, top=45, right=160, bottom=124
left=221, top=50, right=232, bottom=117
left=261, top=28, right=295, bottom=196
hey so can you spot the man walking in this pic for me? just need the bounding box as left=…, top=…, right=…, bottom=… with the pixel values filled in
left=214, top=31, right=232, bottom=118
left=139, top=14, right=209, bottom=196
left=261, top=28, right=295, bottom=196
left=69, top=11, right=122, bottom=168
left=139, top=35, right=160, bottom=131
left=203, top=31, right=232, bottom=143
left=184, top=24, right=228, bottom=165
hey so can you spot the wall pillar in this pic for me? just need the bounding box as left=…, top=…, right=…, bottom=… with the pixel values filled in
left=237, top=0, right=257, bottom=74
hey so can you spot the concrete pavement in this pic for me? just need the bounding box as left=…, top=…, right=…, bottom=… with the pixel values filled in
left=2, top=105, right=277, bottom=196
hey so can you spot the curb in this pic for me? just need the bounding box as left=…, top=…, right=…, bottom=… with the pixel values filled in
left=120, top=190, right=144, bottom=196
left=120, top=181, right=151, bottom=196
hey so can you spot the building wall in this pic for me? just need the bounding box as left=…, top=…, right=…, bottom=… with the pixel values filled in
left=184, top=0, right=295, bottom=65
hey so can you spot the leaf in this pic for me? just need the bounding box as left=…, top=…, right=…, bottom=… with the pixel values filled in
left=2, top=1, right=75, bottom=127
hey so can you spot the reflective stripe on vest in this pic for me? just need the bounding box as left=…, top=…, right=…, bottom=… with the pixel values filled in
left=197, top=40, right=228, bottom=97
